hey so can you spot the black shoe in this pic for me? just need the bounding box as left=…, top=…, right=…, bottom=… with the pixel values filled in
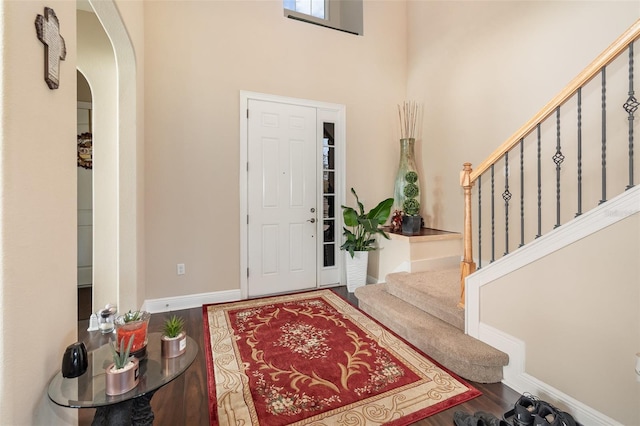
left=475, top=411, right=509, bottom=426
left=513, top=393, right=540, bottom=426
left=454, top=410, right=488, bottom=426
left=533, top=404, right=577, bottom=426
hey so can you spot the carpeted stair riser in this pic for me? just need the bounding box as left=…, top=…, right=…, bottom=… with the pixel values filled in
left=355, top=283, right=508, bottom=383
left=385, top=269, right=465, bottom=330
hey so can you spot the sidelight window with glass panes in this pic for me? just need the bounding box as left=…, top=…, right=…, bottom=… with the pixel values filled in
left=322, top=123, right=336, bottom=268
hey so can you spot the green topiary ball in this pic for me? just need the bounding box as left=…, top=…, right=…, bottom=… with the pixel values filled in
left=404, top=183, right=419, bottom=199
left=403, top=198, right=420, bottom=216
left=405, top=171, right=418, bottom=184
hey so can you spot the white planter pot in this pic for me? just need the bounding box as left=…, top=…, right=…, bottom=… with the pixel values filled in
left=345, top=251, right=369, bottom=292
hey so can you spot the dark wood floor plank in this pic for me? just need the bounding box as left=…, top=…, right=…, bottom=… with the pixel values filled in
left=77, top=286, right=93, bottom=321
left=77, top=287, right=520, bottom=425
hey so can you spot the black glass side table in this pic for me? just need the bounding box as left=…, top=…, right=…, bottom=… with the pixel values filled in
left=48, top=332, right=197, bottom=426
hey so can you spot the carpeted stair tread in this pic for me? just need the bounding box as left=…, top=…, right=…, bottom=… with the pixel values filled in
left=355, top=283, right=509, bottom=383
left=385, top=268, right=464, bottom=330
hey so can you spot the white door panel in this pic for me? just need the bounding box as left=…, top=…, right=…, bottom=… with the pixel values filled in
left=248, top=100, right=317, bottom=297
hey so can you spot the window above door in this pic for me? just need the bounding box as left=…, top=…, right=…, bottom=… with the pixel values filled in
left=284, top=0, right=325, bottom=19
left=283, top=0, right=363, bottom=35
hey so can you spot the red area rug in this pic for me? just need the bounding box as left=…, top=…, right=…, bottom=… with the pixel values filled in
left=203, top=290, right=480, bottom=425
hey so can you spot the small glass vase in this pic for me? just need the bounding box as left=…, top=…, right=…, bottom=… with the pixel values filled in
left=393, top=138, right=420, bottom=214
left=115, top=311, right=150, bottom=359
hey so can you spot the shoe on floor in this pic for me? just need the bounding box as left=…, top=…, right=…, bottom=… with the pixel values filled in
left=513, top=393, right=540, bottom=426
left=533, top=404, right=577, bottom=426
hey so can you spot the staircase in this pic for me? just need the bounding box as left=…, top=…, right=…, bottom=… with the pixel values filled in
left=354, top=265, right=509, bottom=383
left=355, top=20, right=640, bottom=424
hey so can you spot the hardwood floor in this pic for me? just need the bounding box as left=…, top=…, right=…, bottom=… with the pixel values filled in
left=76, top=287, right=521, bottom=425
left=77, top=286, right=93, bottom=321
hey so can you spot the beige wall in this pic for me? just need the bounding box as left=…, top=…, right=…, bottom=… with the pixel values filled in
left=143, top=0, right=408, bottom=299
left=482, top=213, right=640, bottom=425
left=0, top=0, right=143, bottom=423
left=0, top=1, right=78, bottom=424
left=406, top=1, right=640, bottom=232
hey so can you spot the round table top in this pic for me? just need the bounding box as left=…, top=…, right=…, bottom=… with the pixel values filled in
left=48, top=332, right=198, bottom=408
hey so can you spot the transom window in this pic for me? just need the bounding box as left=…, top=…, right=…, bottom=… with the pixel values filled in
left=284, top=0, right=325, bottom=20
left=283, top=0, right=363, bottom=36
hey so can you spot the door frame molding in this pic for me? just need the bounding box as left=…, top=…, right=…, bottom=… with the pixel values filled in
left=239, top=91, right=346, bottom=300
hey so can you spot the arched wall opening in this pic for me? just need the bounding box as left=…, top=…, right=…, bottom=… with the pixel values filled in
left=78, top=0, right=141, bottom=313
left=76, top=70, right=93, bottom=320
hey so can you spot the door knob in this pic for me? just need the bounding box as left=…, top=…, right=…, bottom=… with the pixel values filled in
left=308, top=218, right=316, bottom=223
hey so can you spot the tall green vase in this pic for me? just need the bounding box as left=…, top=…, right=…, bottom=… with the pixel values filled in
left=393, top=138, right=420, bottom=213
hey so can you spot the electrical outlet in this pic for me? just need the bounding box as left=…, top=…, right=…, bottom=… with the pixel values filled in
left=177, top=263, right=185, bottom=275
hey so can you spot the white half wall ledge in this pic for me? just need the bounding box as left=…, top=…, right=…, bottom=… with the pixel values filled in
left=142, top=290, right=242, bottom=314
left=465, top=184, right=640, bottom=336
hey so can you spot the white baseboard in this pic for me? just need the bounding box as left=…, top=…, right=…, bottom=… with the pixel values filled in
left=480, top=323, right=623, bottom=426
left=141, top=289, right=242, bottom=314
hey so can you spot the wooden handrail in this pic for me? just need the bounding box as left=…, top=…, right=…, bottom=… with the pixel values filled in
left=470, top=18, right=640, bottom=183
left=459, top=19, right=640, bottom=308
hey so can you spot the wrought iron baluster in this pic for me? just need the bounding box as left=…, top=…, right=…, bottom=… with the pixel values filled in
left=503, top=153, right=511, bottom=255
left=519, top=139, right=524, bottom=247
left=624, top=42, right=638, bottom=190
left=576, top=88, right=583, bottom=217
left=478, top=175, right=482, bottom=269
left=536, top=124, right=542, bottom=238
left=600, top=67, right=607, bottom=204
left=491, top=165, right=495, bottom=263
left=553, top=107, right=564, bottom=229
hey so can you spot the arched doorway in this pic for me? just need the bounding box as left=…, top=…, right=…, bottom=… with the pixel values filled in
left=77, top=0, right=142, bottom=316
left=77, top=70, right=93, bottom=320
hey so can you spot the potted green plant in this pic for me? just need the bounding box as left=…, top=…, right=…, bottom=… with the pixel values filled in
left=340, top=188, right=393, bottom=292
left=105, top=335, right=139, bottom=395
left=401, top=170, right=422, bottom=235
left=115, top=309, right=151, bottom=359
left=161, top=315, right=187, bottom=358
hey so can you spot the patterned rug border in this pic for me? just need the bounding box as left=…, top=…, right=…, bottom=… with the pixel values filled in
left=203, top=289, right=481, bottom=425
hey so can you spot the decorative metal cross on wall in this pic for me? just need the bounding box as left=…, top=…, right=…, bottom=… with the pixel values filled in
left=35, top=7, right=66, bottom=90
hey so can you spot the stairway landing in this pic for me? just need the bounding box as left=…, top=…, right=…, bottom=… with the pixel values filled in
left=368, top=227, right=463, bottom=283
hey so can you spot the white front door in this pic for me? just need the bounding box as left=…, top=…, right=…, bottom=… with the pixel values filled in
left=247, top=100, right=318, bottom=297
